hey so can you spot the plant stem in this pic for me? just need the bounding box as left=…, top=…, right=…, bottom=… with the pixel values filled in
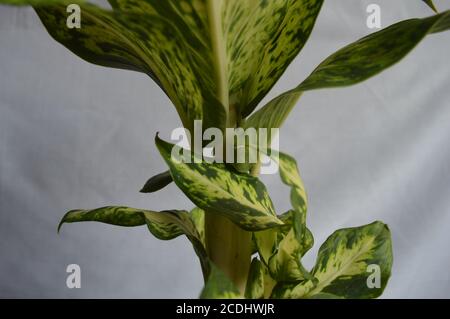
left=205, top=213, right=252, bottom=295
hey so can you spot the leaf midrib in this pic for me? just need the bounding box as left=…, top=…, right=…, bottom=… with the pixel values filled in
left=306, top=236, right=376, bottom=296
left=206, top=0, right=229, bottom=116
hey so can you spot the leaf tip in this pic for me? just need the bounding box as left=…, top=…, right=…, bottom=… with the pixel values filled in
left=57, top=219, right=64, bottom=234
left=154, top=131, right=161, bottom=142
left=57, top=210, right=74, bottom=234
left=423, top=0, right=438, bottom=13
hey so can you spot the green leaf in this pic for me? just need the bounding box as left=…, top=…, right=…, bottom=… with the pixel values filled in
left=245, top=10, right=450, bottom=138
left=140, top=171, right=173, bottom=193
left=267, top=211, right=314, bottom=282
left=59, top=206, right=210, bottom=278
left=232, top=0, right=324, bottom=117
left=422, top=0, right=437, bottom=12
left=254, top=151, right=312, bottom=281
left=155, top=135, right=283, bottom=231
left=190, top=207, right=205, bottom=247
left=109, top=0, right=324, bottom=120
left=275, top=151, right=313, bottom=256
left=200, top=262, right=241, bottom=299
left=1, top=0, right=324, bottom=130
left=267, top=230, right=311, bottom=282
left=276, top=210, right=314, bottom=255
left=273, top=151, right=308, bottom=216
left=245, top=258, right=265, bottom=299
left=59, top=206, right=178, bottom=239
left=262, top=264, right=277, bottom=299
left=299, top=11, right=450, bottom=91
left=277, top=221, right=393, bottom=299
left=254, top=210, right=314, bottom=283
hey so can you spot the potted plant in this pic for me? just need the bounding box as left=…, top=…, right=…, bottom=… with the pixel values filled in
left=1, top=0, right=448, bottom=298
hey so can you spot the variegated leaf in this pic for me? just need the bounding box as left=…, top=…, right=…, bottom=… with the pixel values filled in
left=140, top=171, right=173, bottom=193
left=267, top=230, right=311, bottom=282
left=254, top=151, right=312, bottom=281
left=273, top=151, right=308, bottom=216
left=58, top=206, right=210, bottom=278
left=245, top=10, right=450, bottom=139
left=155, top=135, right=283, bottom=231
left=244, top=258, right=265, bottom=299
left=275, top=221, right=393, bottom=299
left=275, top=151, right=313, bottom=256
left=200, top=262, right=241, bottom=299
left=110, top=0, right=324, bottom=119
left=231, top=0, right=324, bottom=117
left=262, top=263, right=277, bottom=299
left=254, top=210, right=313, bottom=282
left=1, top=0, right=324, bottom=132
left=190, top=207, right=205, bottom=247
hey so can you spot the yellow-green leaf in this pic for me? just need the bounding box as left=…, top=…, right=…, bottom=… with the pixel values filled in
left=273, top=151, right=308, bottom=216
left=233, top=0, right=324, bottom=117
left=245, top=10, right=450, bottom=139
left=245, top=258, right=265, bottom=299
left=277, top=221, right=393, bottom=299
left=155, top=135, right=283, bottom=231
left=190, top=207, right=205, bottom=247
left=58, top=206, right=210, bottom=278
left=267, top=230, right=312, bottom=282
left=1, top=0, right=325, bottom=132
left=254, top=210, right=313, bottom=282
left=253, top=151, right=312, bottom=281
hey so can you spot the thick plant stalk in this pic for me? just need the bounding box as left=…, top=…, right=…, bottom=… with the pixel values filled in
left=205, top=213, right=252, bottom=294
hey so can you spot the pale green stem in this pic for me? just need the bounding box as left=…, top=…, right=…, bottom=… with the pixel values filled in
left=205, top=213, right=252, bottom=294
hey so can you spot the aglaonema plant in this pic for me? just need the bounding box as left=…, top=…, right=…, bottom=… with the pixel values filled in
left=1, top=0, right=449, bottom=298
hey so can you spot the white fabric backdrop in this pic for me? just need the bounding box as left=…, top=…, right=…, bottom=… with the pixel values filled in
left=0, top=0, right=449, bottom=298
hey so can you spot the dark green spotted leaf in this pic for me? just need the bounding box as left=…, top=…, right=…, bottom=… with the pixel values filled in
left=140, top=171, right=173, bottom=193
left=1, top=0, right=325, bottom=133
left=299, top=11, right=450, bottom=91
left=109, top=0, right=324, bottom=120
left=155, top=135, right=283, bottom=231
left=266, top=229, right=311, bottom=282
left=254, top=210, right=314, bottom=283
left=245, top=258, right=265, bottom=299
left=273, top=151, right=308, bottom=216
left=254, top=151, right=312, bottom=281
left=200, top=262, right=241, bottom=299
left=275, top=221, right=393, bottom=299
left=274, top=151, right=313, bottom=256
left=59, top=206, right=178, bottom=239
left=233, top=0, right=324, bottom=117
left=58, top=206, right=210, bottom=278
left=190, top=207, right=205, bottom=247
left=245, top=11, right=450, bottom=138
